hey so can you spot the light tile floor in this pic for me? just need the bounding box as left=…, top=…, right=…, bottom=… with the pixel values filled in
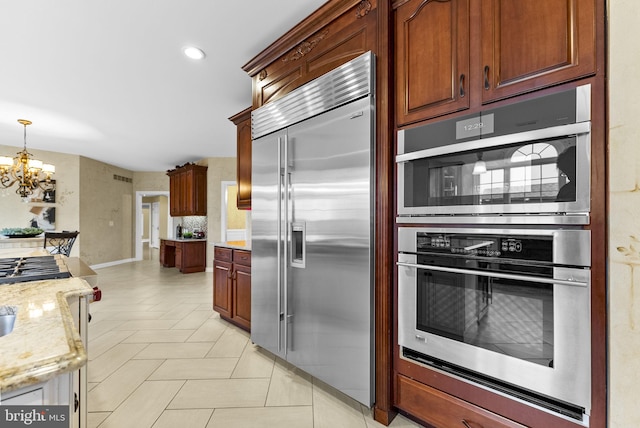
left=87, top=251, right=422, bottom=428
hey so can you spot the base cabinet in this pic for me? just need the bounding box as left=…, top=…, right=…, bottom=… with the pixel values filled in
left=395, top=374, right=526, bottom=428
left=0, top=372, right=72, bottom=405
left=160, top=239, right=206, bottom=273
left=213, top=246, right=251, bottom=331
left=160, top=239, right=175, bottom=267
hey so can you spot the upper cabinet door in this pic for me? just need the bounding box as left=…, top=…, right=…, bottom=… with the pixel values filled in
left=230, top=108, right=252, bottom=210
left=167, top=164, right=207, bottom=217
left=480, top=0, right=596, bottom=103
left=395, top=0, right=470, bottom=126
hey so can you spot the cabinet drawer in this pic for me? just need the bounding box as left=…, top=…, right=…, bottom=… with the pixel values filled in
left=233, top=250, right=251, bottom=267
left=214, top=246, right=233, bottom=262
left=396, top=375, right=525, bottom=428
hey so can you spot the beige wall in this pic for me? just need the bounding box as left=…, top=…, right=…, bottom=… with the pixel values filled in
left=0, top=144, right=81, bottom=256
left=199, top=157, right=236, bottom=268
left=608, top=0, right=640, bottom=426
left=226, top=185, right=246, bottom=230
left=134, top=171, right=169, bottom=192
left=78, top=156, right=134, bottom=265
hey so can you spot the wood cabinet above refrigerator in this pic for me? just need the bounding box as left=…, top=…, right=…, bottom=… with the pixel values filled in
left=229, top=107, right=252, bottom=210
left=167, top=163, right=207, bottom=216
left=242, top=0, right=378, bottom=110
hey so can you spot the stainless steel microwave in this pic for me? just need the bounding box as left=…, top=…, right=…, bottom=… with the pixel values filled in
left=396, top=85, right=591, bottom=225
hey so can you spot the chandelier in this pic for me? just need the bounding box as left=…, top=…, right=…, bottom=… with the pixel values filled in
left=0, top=119, right=55, bottom=199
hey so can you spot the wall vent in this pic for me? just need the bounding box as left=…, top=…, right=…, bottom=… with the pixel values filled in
left=113, top=174, right=132, bottom=183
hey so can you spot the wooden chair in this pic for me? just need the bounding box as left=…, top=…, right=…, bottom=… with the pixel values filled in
left=44, top=231, right=79, bottom=257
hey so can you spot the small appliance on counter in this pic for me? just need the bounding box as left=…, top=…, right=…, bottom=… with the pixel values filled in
left=176, top=224, right=183, bottom=238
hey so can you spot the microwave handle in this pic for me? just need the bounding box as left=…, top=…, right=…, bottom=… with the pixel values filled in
left=396, top=261, right=587, bottom=288
left=395, top=121, right=591, bottom=163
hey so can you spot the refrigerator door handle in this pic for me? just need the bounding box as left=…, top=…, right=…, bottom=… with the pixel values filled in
left=277, top=136, right=283, bottom=353
left=283, top=133, right=290, bottom=354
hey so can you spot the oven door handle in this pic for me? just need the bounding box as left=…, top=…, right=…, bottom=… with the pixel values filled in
left=396, top=261, right=588, bottom=288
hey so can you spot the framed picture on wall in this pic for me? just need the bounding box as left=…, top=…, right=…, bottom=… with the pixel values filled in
left=29, top=206, right=56, bottom=231
left=29, top=180, right=56, bottom=203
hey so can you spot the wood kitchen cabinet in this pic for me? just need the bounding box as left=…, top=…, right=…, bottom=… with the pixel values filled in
left=395, top=375, right=526, bottom=428
left=213, top=246, right=251, bottom=331
left=160, top=239, right=206, bottom=273
left=160, top=239, right=175, bottom=267
left=229, top=107, right=252, bottom=210
left=242, top=0, right=377, bottom=110
left=167, top=163, right=207, bottom=216
left=394, top=0, right=596, bottom=126
left=395, top=0, right=470, bottom=125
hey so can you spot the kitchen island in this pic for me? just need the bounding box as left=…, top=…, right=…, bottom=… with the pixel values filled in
left=0, top=277, right=93, bottom=394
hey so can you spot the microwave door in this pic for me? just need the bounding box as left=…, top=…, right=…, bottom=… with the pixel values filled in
left=397, top=132, right=590, bottom=224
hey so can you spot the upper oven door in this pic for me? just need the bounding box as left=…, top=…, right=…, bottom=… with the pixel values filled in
left=397, top=84, right=591, bottom=225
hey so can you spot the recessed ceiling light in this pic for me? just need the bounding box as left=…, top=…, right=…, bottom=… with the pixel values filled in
left=183, top=46, right=205, bottom=60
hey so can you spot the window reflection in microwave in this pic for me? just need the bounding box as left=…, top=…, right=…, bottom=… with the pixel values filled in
left=425, top=139, right=576, bottom=206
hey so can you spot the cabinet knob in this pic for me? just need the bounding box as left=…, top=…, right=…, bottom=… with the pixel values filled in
left=459, top=74, right=465, bottom=98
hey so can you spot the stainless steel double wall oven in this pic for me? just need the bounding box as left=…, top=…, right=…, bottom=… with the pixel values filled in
left=396, top=85, right=593, bottom=425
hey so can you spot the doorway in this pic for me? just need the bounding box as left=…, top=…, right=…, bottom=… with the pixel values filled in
left=135, top=191, right=170, bottom=261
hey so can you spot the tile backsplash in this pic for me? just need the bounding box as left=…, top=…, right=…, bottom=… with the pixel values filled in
left=181, top=216, right=207, bottom=236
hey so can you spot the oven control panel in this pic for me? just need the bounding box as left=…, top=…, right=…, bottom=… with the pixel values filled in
left=416, top=232, right=552, bottom=262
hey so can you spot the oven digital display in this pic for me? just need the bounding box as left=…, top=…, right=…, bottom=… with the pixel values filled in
left=455, top=113, right=495, bottom=139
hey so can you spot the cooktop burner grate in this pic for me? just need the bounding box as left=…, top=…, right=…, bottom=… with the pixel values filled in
left=0, top=256, right=72, bottom=285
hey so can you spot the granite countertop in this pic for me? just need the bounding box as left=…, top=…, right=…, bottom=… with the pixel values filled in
left=213, top=241, right=251, bottom=251
left=0, top=277, right=93, bottom=393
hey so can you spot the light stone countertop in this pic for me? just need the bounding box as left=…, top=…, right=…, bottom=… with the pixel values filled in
left=212, top=241, right=251, bottom=251
left=0, top=277, right=93, bottom=393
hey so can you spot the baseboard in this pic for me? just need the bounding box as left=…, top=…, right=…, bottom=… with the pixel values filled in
left=90, top=258, right=136, bottom=270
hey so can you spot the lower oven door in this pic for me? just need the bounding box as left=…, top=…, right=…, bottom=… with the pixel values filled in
left=398, top=252, right=591, bottom=417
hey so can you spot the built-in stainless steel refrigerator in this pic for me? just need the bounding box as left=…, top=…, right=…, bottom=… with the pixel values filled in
left=251, top=52, right=374, bottom=406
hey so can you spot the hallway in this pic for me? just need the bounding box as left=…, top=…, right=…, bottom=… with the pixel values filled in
left=87, top=257, right=420, bottom=427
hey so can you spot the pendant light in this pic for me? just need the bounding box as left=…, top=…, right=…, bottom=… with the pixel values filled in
left=472, top=152, right=487, bottom=175
left=0, top=119, right=55, bottom=199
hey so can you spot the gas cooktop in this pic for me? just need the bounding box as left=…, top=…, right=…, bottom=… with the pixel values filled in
left=0, top=255, right=72, bottom=285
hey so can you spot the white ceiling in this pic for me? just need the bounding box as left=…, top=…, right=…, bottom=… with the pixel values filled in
left=0, top=1, right=327, bottom=172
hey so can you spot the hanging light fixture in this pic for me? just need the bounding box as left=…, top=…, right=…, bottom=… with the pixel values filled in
left=0, top=119, right=55, bottom=199
left=472, top=152, right=487, bottom=175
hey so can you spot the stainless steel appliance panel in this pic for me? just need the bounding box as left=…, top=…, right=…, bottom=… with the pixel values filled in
left=251, top=129, right=287, bottom=360
left=251, top=51, right=375, bottom=407
left=285, top=96, right=373, bottom=405
left=398, top=227, right=591, bottom=417
left=396, top=84, right=592, bottom=224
